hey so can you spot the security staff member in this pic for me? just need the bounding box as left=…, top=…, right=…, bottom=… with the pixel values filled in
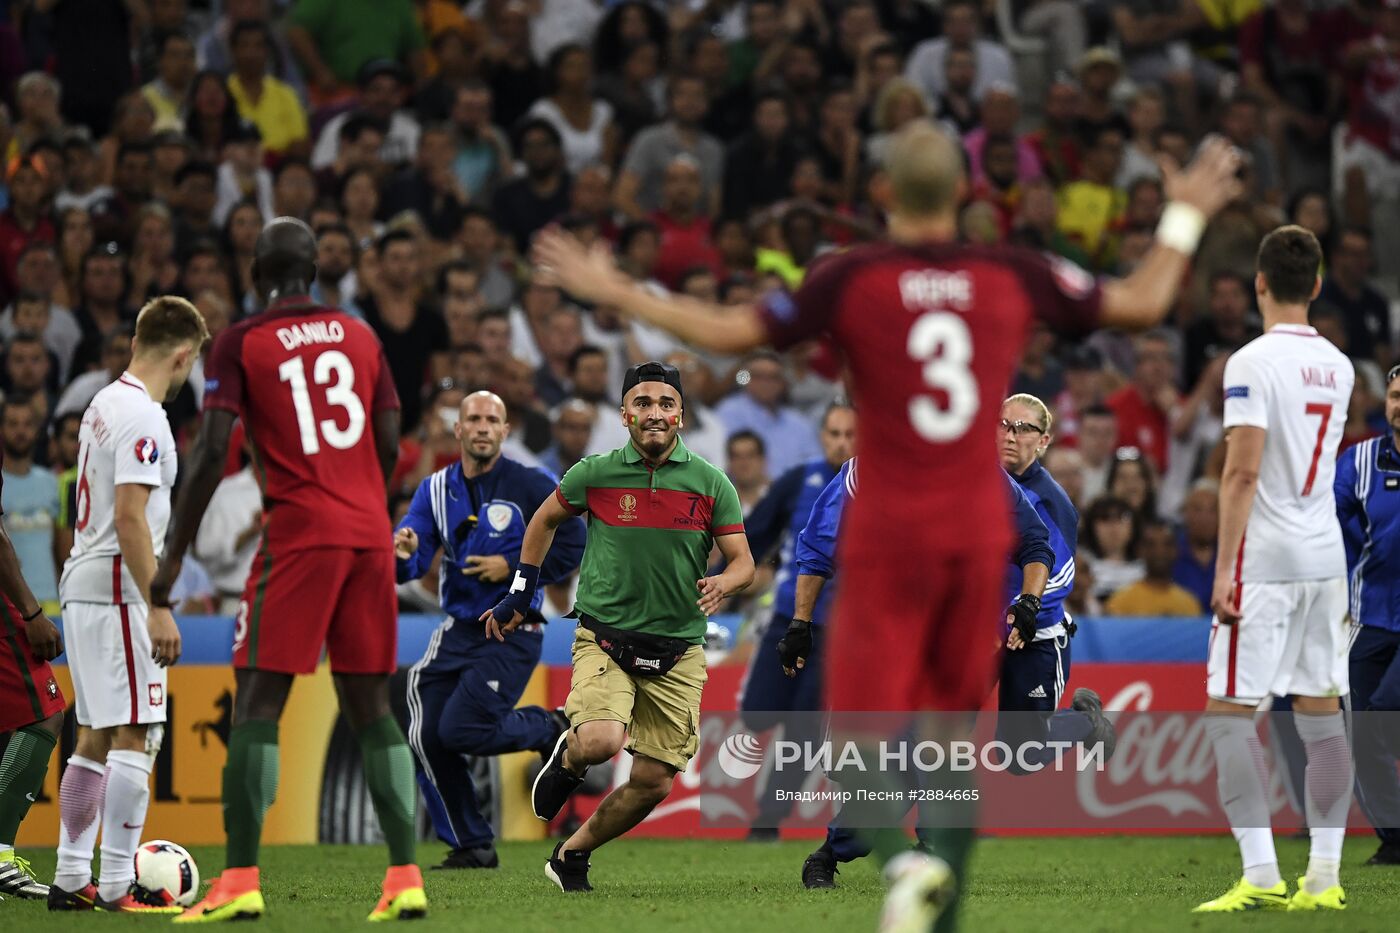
left=1335, top=364, right=1400, bottom=866
left=396, top=390, right=585, bottom=869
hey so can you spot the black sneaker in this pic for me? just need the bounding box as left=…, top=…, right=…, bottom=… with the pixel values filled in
left=802, top=844, right=838, bottom=889
left=1366, top=841, right=1400, bottom=865
left=431, top=845, right=500, bottom=870
left=545, top=843, right=592, bottom=892
left=1072, top=687, right=1118, bottom=761
left=532, top=730, right=584, bottom=821
left=47, top=879, right=98, bottom=911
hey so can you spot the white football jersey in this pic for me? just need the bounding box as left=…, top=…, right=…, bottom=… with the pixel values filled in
left=60, top=373, right=178, bottom=605
left=1221, top=324, right=1354, bottom=583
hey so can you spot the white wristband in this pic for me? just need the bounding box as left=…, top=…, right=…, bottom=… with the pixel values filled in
left=1156, top=201, right=1207, bottom=255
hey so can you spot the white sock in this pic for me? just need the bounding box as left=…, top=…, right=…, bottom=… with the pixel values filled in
left=1295, top=711, right=1352, bottom=894
left=1206, top=716, right=1280, bottom=887
left=97, top=750, right=153, bottom=902
left=55, top=755, right=106, bottom=892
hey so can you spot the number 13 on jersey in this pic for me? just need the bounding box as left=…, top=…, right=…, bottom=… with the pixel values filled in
left=278, top=350, right=366, bottom=455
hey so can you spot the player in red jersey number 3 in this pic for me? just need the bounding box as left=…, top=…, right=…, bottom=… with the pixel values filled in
left=534, top=122, right=1243, bottom=933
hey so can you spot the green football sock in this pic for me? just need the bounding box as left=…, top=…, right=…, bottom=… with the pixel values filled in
left=356, top=715, right=416, bottom=866
left=916, top=768, right=978, bottom=933
left=0, top=725, right=56, bottom=845
left=223, top=720, right=280, bottom=868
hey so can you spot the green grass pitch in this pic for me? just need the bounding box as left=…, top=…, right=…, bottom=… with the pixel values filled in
left=9, top=836, right=1396, bottom=931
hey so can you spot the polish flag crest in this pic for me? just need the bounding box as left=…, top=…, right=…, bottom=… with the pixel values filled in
left=134, top=437, right=159, bottom=464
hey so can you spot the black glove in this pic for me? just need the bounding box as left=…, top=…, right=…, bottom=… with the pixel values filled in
left=776, top=618, right=813, bottom=674
left=1006, top=594, right=1041, bottom=647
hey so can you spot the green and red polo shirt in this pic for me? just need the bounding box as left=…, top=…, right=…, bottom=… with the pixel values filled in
left=556, top=436, right=744, bottom=643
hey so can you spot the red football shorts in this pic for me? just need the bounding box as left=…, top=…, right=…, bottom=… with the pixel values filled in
left=824, top=549, right=1003, bottom=713
left=233, top=547, right=397, bottom=675
left=1, top=607, right=66, bottom=732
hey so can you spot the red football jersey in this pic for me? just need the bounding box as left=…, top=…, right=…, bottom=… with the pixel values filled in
left=203, top=297, right=400, bottom=551
left=760, top=242, right=1102, bottom=557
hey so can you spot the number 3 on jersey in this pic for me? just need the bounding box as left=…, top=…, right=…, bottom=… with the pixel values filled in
left=907, top=311, right=978, bottom=442
left=279, top=350, right=366, bottom=455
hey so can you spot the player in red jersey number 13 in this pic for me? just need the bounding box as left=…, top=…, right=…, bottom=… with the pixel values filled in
left=533, top=122, right=1243, bottom=933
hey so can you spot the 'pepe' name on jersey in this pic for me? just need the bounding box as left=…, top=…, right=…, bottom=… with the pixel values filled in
left=898, top=270, right=972, bottom=311
left=276, top=319, right=346, bottom=351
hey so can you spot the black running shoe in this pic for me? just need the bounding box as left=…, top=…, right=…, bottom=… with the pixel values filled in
left=1366, top=841, right=1400, bottom=865
left=545, top=843, right=592, bottom=892
left=532, top=730, right=584, bottom=821
left=802, top=844, right=838, bottom=890
left=47, top=879, right=98, bottom=911
left=432, top=845, right=500, bottom=870
left=1072, top=687, right=1118, bottom=761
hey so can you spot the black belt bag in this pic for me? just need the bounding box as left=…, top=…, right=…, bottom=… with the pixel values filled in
left=579, top=614, right=691, bottom=677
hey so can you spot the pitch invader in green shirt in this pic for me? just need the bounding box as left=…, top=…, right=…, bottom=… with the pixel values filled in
left=484, top=361, right=755, bottom=893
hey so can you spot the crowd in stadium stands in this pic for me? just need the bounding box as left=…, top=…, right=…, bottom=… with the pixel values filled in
left=0, top=0, right=1397, bottom=622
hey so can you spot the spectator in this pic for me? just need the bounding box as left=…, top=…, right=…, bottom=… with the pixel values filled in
left=56, top=136, right=113, bottom=216
left=288, top=0, right=427, bottom=104
left=615, top=74, right=723, bottom=221
left=492, top=355, right=550, bottom=455
left=1082, top=495, right=1145, bottom=602
left=777, top=41, right=826, bottom=131
left=4, top=334, right=55, bottom=422
left=1173, top=478, right=1219, bottom=610
left=652, top=156, right=721, bottom=290
left=228, top=19, right=311, bottom=159
left=596, top=40, right=664, bottom=148
left=0, top=397, right=64, bottom=614
left=142, top=32, right=197, bottom=134
left=1111, top=0, right=1221, bottom=129
left=213, top=122, right=274, bottom=226
left=171, top=160, right=219, bottom=253
left=715, top=351, right=820, bottom=478
left=317, top=113, right=389, bottom=199
left=361, top=229, right=450, bottom=432
left=1315, top=227, right=1393, bottom=369
left=455, top=207, right=514, bottom=310
left=446, top=82, right=512, bottom=205
left=482, top=0, right=546, bottom=131
left=308, top=223, right=361, bottom=316
left=197, top=0, right=307, bottom=100
left=1117, top=87, right=1166, bottom=189
left=1183, top=272, right=1261, bottom=387
left=3, top=286, right=82, bottom=384
left=9, top=73, right=66, bottom=163
left=723, top=92, right=802, bottom=220
left=1056, top=126, right=1127, bottom=267
left=574, top=343, right=629, bottom=456
left=1043, top=444, right=1087, bottom=513
left=311, top=60, right=423, bottom=171
left=807, top=83, right=862, bottom=207
left=182, top=71, right=244, bottom=165
left=1013, top=321, right=1064, bottom=401
left=380, top=123, right=468, bottom=240
left=0, top=156, right=56, bottom=307
left=339, top=165, right=385, bottom=252
left=193, top=451, right=263, bottom=615
left=509, top=273, right=565, bottom=368
left=964, top=84, right=1041, bottom=188
left=929, top=48, right=985, bottom=137
left=475, top=307, right=514, bottom=370
left=1218, top=94, right=1282, bottom=206
left=1162, top=351, right=1226, bottom=519
left=540, top=397, right=595, bottom=476
left=1020, top=0, right=1088, bottom=80
left=528, top=44, right=617, bottom=176
left=904, top=0, right=1014, bottom=102
left=534, top=306, right=583, bottom=407
left=413, top=26, right=484, bottom=123
left=1336, top=0, right=1400, bottom=230
left=1075, top=47, right=1131, bottom=142
left=1077, top=404, right=1118, bottom=502
left=727, top=0, right=783, bottom=87
left=130, top=202, right=182, bottom=303
left=178, top=241, right=234, bottom=305
left=273, top=159, right=318, bottom=221
left=55, top=327, right=133, bottom=419
left=1051, top=345, right=1106, bottom=447
left=1107, top=449, right=1159, bottom=523
left=1287, top=187, right=1335, bottom=261
left=222, top=200, right=263, bottom=309
left=150, top=130, right=193, bottom=205
left=54, top=208, right=94, bottom=310
left=725, top=429, right=770, bottom=515
left=496, top=119, right=575, bottom=254
left=1026, top=75, right=1082, bottom=186
left=1103, top=519, right=1204, bottom=616
left=52, top=410, right=82, bottom=531
left=863, top=79, right=932, bottom=171
left=1106, top=330, right=1178, bottom=473
left=70, top=244, right=132, bottom=374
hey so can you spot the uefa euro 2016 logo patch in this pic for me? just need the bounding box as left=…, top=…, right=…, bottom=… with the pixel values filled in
left=134, top=437, right=159, bottom=464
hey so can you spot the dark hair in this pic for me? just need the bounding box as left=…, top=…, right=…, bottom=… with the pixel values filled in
left=156, top=29, right=194, bottom=57
left=436, top=258, right=478, bottom=295
left=1081, top=403, right=1115, bottom=422
left=182, top=71, right=241, bottom=145
left=512, top=116, right=563, bottom=153
left=229, top=18, right=273, bottom=51
left=376, top=229, right=416, bottom=253
left=477, top=307, right=510, bottom=326
left=6, top=332, right=44, bottom=354
left=221, top=199, right=264, bottom=254
left=315, top=221, right=356, bottom=247
left=175, top=159, right=217, bottom=186
left=273, top=157, right=314, bottom=184
left=13, top=289, right=48, bottom=309
left=1082, top=495, right=1140, bottom=559
left=1257, top=225, right=1322, bottom=305
left=545, top=43, right=590, bottom=95
left=821, top=399, right=855, bottom=429
left=0, top=395, right=36, bottom=420
left=460, top=205, right=494, bottom=229
left=617, top=220, right=659, bottom=253
left=727, top=429, right=766, bottom=458
left=117, top=140, right=154, bottom=163
left=593, top=2, right=669, bottom=76
left=1106, top=454, right=1157, bottom=523
left=339, top=111, right=389, bottom=144
left=568, top=344, right=606, bottom=373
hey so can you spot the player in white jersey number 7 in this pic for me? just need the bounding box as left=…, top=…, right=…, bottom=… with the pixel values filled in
left=1195, top=227, right=1356, bottom=914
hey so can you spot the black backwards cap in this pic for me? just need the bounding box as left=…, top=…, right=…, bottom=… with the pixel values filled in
left=621, top=361, right=684, bottom=403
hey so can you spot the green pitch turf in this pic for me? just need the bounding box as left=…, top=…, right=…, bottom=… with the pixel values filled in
left=10, top=836, right=1396, bottom=932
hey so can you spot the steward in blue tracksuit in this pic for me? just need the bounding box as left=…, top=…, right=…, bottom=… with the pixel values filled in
left=1335, top=427, right=1400, bottom=863
left=397, top=448, right=585, bottom=865
left=803, top=461, right=1054, bottom=866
